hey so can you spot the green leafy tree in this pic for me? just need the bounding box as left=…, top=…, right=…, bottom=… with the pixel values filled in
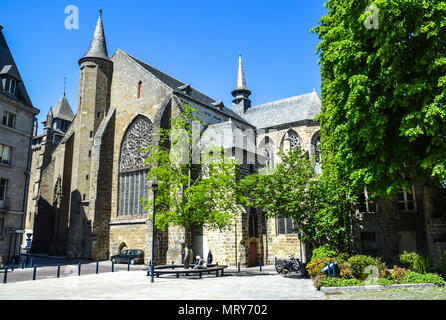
left=241, top=147, right=353, bottom=251
left=143, top=105, right=242, bottom=268
left=312, top=0, right=446, bottom=197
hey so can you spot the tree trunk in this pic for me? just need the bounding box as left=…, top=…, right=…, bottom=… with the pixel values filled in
left=184, top=226, right=191, bottom=269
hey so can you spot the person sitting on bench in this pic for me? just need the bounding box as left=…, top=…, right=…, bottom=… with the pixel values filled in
left=193, top=255, right=207, bottom=269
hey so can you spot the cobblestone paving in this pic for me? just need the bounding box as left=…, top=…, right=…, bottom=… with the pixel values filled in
left=0, top=266, right=326, bottom=300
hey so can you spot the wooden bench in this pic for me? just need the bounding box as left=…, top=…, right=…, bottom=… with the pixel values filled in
left=146, top=264, right=227, bottom=279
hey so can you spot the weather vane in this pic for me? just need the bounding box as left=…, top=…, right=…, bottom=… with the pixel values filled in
left=99, top=8, right=103, bottom=17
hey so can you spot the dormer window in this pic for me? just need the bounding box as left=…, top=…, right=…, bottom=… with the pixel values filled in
left=178, top=84, right=192, bottom=95
left=211, top=101, right=225, bottom=110
left=2, top=76, right=17, bottom=96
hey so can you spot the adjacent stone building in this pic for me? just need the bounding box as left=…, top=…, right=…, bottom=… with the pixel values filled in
left=0, top=25, right=39, bottom=264
left=26, top=13, right=321, bottom=266
left=352, top=185, right=446, bottom=267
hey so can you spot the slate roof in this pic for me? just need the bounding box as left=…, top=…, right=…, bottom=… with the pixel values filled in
left=241, top=91, right=321, bottom=129
left=201, top=120, right=267, bottom=161
left=0, top=26, right=34, bottom=108
left=53, top=93, right=74, bottom=121
left=121, top=51, right=253, bottom=127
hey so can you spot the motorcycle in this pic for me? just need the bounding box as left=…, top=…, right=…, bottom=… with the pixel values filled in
left=275, top=255, right=301, bottom=274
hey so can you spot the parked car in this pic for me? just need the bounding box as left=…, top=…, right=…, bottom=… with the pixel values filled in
left=110, top=249, right=144, bottom=265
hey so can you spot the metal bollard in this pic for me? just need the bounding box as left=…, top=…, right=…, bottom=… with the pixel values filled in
left=96, top=262, right=99, bottom=274
left=111, top=261, right=114, bottom=273
left=33, top=265, right=37, bottom=280
left=11, top=259, right=15, bottom=272
left=127, top=260, right=130, bottom=272
left=57, top=264, right=60, bottom=278
left=238, top=262, right=240, bottom=272
left=328, top=260, right=331, bottom=277
left=78, top=263, right=81, bottom=276
left=21, top=258, right=25, bottom=270
left=29, top=257, right=33, bottom=268
left=3, top=267, right=7, bottom=284
left=260, top=262, right=262, bottom=272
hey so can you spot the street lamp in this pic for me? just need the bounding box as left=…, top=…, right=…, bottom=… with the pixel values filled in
left=297, top=228, right=307, bottom=278
left=297, top=230, right=303, bottom=263
left=149, top=180, right=162, bottom=283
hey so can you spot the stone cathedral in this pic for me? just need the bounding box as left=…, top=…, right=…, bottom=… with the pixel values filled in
left=25, top=14, right=321, bottom=266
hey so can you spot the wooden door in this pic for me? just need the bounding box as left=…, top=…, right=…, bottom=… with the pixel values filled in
left=249, top=242, right=257, bottom=266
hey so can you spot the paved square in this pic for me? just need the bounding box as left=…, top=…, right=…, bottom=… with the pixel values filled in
left=0, top=266, right=325, bottom=300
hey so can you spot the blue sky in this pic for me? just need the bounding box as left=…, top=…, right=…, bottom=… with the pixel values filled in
left=1, top=1, right=326, bottom=134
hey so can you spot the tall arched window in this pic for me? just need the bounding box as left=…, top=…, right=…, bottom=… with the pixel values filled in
left=263, top=147, right=274, bottom=167
left=138, top=81, right=143, bottom=99
left=119, top=116, right=153, bottom=216
left=248, top=209, right=259, bottom=238
left=259, top=136, right=274, bottom=167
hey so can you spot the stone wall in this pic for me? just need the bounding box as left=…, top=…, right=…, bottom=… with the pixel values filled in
left=263, top=217, right=303, bottom=265
left=427, top=217, right=446, bottom=266
left=89, top=107, right=115, bottom=260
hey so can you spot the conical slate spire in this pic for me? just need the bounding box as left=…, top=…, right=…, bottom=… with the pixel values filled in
left=80, top=12, right=110, bottom=62
left=235, top=55, right=248, bottom=91
left=231, top=55, right=251, bottom=114
left=232, top=55, right=251, bottom=98
left=53, top=92, right=74, bottom=122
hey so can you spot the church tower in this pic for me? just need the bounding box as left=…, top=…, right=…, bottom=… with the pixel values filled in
left=231, top=55, right=252, bottom=115
left=66, top=10, right=113, bottom=259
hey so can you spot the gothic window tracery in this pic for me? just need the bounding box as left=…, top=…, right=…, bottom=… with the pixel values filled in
left=281, top=129, right=301, bottom=151
left=119, top=116, right=153, bottom=217
left=288, top=130, right=301, bottom=150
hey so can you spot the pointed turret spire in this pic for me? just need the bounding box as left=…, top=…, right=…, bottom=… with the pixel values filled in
left=235, top=55, right=249, bottom=91
left=231, top=55, right=251, bottom=115
left=80, top=10, right=110, bottom=62
left=53, top=91, right=74, bottom=122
